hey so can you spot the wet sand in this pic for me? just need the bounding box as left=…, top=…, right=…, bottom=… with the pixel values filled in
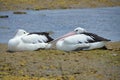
left=0, top=42, right=120, bottom=80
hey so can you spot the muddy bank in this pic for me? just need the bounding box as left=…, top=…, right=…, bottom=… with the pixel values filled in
left=0, top=42, right=120, bottom=80
left=0, top=0, right=120, bottom=11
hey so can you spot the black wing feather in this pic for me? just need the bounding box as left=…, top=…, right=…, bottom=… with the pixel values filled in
left=82, top=32, right=110, bottom=43
left=28, top=32, right=54, bottom=42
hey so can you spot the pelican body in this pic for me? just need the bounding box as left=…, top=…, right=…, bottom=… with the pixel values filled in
left=8, top=29, right=53, bottom=51
left=54, top=27, right=110, bottom=51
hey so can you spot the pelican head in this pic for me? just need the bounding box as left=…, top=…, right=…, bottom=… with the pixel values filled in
left=74, top=27, right=86, bottom=34
left=15, top=29, right=28, bottom=37
left=53, top=27, right=86, bottom=41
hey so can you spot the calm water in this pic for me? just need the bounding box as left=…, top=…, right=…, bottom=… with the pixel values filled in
left=0, top=7, right=120, bottom=43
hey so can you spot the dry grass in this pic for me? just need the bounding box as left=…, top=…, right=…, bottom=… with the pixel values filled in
left=0, top=42, right=120, bottom=80
left=0, top=0, right=120, bottom=11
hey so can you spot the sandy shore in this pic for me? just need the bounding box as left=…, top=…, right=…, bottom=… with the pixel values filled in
left=0, top=42, right=120, bottom=80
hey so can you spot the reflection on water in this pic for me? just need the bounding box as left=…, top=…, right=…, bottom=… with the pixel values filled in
left=0, top=7, right=120, bottom=43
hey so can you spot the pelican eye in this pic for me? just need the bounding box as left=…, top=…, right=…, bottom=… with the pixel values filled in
left=75, top=30, right=78, bottom=32
left=24, top=32, right=26, bottom=34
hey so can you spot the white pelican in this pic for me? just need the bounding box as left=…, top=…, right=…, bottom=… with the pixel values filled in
left=8, top=29, right=53, bottom=52
left=51, top=27, right=110, bottom=51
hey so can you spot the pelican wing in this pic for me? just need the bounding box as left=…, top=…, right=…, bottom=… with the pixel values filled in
left=63, top=34, right=93, bottom=44
left=82, top=32, right=110, bottom=42
left=21, top=34, right=48, bottom=44
left=29, top=32, right=54, bottom=42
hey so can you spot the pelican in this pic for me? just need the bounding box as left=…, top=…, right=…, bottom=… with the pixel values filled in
left=8, top=29, right=53, bottom=51
left=51, top=27, right=110, bottom=51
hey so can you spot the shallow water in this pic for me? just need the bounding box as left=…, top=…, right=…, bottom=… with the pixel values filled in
left=0, top=7, right=120, bottom=43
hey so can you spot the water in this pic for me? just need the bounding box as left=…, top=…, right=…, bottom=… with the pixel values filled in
left=0, top=7, right=120, bottom=43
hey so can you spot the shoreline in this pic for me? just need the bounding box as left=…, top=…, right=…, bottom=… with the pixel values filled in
left=0, top=41, right=120, bottom=51
left=0, top=6, right=120, bottom=11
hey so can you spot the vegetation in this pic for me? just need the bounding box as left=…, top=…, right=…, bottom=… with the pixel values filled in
left=0, top=42, right=120, bottom=80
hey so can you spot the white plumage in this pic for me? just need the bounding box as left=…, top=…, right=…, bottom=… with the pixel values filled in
left=54, top=27, right=110, bottom=51
left=8, top=29, right=53, bottom=51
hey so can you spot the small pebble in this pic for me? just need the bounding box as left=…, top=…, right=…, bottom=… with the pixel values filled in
left=112, top=53, right=117, bottom=56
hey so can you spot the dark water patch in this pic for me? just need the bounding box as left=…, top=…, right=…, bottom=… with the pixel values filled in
left=13, top=11, right=27, bottom=14
left=0, top=26, right=10, bottom=29
left=0, top=15, right=8, bottom=18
